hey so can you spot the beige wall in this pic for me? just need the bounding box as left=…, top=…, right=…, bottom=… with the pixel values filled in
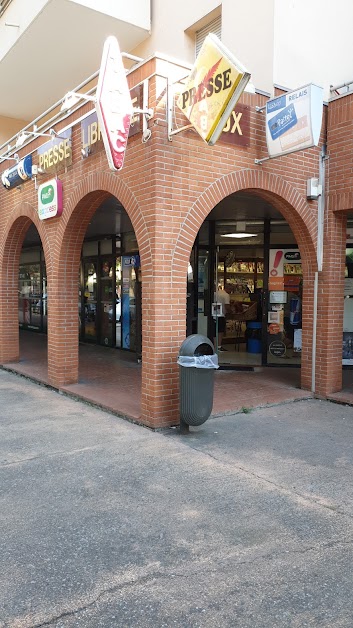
left=274, top=0, right=353, bottom=99
left=0, top=116, right=29, bottom=149
left=133, top=0, right=275, bottom=95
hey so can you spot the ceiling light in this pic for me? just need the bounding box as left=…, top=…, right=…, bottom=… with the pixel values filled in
left=222, top=232, right=257, bottom=238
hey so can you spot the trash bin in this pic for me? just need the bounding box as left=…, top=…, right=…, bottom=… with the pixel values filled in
left=246, top=322, right=262, bottom=354
left=177, top=334, right=219, bottom=426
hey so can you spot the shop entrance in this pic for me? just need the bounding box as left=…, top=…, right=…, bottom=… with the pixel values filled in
left=190, top=194, right=303, bottom=368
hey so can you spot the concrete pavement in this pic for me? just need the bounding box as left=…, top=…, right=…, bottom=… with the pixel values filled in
left=1, top=369, right=353, bottom=627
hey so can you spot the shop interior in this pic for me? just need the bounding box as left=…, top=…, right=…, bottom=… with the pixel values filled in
left=188, top=192, right=303, bottom=368
left=17, top=191, right=353, bottom=370
left=18, top=196, right=141, bottom=357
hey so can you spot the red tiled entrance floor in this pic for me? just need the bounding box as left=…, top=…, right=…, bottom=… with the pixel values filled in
left=2, top=331, right=311, bottom=423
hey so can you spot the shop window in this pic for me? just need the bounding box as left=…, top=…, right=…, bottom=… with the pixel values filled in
left=82, top=241, right=98, bottom=257
left=100, top=239, right=112, bottom=255
left=123, top=232, right=138, bottom=252
left=20, top=249, right=41, bottom=264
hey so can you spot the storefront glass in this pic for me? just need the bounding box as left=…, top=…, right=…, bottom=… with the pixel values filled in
left=19, top=247, right=47, bottom=332
left=83, top=260, right=98, bottom=342
left=266, top=249, right=302, bottom=365
left=192, top=216, right=302, bottom=368
left=343, top=247, right=353, bottom=365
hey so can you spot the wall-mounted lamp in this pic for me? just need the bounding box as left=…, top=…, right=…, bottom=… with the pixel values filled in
left=307, top=178, right=322, bottom=200
left=0, top=152, right=19, bottom=163
left=15, top=127, right=64, bottom=149
left=61, top=91, right=96, bottom=112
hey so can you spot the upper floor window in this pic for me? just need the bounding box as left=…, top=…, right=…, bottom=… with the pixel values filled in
left=195, top=15, right=222, bottom=58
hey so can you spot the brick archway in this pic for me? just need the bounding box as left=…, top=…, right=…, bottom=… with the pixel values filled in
left=47, top=172, right=148, bottom=388
left=169, top=169, right=318, bottom=394
left=172, top=170, right=317, bottom=275
left=0, top=202, right=50, bottom=364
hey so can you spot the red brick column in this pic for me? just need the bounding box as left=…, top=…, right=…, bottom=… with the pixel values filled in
left=315, top=210, right=347, bottom=395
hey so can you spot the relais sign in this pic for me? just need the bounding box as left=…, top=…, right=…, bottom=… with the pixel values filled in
left=177, top=33, right=250, bottom=145
left=38, top=179, right=63, bottom=220
left=266, top=84, right=323, bottom=158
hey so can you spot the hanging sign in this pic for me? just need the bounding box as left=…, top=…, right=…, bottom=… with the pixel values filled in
left=177, top=33, right=251, bottom=146
left=96, top=36, right=133, bottom=171
left=266, top=84, right=323, bottom=158
left=1, top=155, right=32, bottom=189
left=81, top=85, right=143, bottom=159
left=38, top=178, right=63, bottom=220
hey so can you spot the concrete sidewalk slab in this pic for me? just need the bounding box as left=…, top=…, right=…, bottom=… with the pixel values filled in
left=0, top=370, right=353, bottom=627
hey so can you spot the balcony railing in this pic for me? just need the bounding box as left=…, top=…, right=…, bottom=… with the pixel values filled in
left=0, top=0, right=13, bottom=18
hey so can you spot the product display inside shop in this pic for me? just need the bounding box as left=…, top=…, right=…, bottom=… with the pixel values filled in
left=194, top=214, right=303, bottom=368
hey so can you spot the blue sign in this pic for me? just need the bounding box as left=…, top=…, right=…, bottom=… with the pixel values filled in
left=268, top=104, right=297, bottom=141
left=123, top=255, right=140, bottom=268
left=1, top=154, right=32, bottom=189
left=266, top=95, right=286, bottom=114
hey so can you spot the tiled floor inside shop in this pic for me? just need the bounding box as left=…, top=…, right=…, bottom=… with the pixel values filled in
left=1, top=331, right=329, bottom=422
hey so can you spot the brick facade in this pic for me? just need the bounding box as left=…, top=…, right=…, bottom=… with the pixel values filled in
left=0, top=56, right=348, bottom=427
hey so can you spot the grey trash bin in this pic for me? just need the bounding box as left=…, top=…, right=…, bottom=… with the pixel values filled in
left=177, top=334, right=219, bottom=426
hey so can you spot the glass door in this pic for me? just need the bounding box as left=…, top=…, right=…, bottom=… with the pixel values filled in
left=18, top=263, right=42, bottom=331
left=99, top=258, right=114, bottom=347
left=214, top=248, right=263, bottom=366
left=197, top=249, right=210, bottom=338
left=83, top=260, right=98, bottom=342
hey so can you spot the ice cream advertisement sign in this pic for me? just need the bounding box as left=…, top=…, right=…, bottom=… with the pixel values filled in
left=266, top=84, right=323, bottom=158
left=177, top=34, right=250, bottom=146
left=38, top=179, right=63, bottom=220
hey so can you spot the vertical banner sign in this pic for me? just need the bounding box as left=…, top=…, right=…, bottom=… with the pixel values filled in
left=96, top=36, right=133, bottom=171
left=38, top=179, right=63, bottom=220
left=266, top=84, right=323, bottom=158
left=177, top=33, right=251, bottom=146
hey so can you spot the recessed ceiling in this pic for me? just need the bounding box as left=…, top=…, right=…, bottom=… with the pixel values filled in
left=208, top=192, right=284, bottom=222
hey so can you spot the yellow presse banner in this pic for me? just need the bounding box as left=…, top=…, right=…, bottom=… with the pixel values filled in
left=177, top=35, right=246, bottom=144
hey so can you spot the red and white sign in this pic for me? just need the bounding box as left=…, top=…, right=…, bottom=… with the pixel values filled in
left=96, top=36, right=132, bottom=171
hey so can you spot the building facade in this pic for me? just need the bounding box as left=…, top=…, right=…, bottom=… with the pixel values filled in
left=0, top=0, right=352, bottom=427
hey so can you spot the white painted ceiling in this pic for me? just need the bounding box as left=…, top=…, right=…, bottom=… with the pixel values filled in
left=0, top=0, right=150, bottom=120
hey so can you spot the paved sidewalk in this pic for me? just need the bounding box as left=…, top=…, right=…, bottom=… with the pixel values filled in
left=1, top=370, right=353, bottom=627
left=3, top=331, right=310, bottom=422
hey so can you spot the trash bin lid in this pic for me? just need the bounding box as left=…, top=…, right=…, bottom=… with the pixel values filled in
left=179, top=334, right=215, bottom=357
left=247, top=322, right=262, bottom=329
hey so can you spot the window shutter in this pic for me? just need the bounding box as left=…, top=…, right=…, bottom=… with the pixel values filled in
left=195, top=15, right=222, bottom=57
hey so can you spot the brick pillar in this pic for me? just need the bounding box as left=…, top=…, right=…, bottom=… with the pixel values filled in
left=0, top=281, right=20, bottom=364
left=140, top=257, right=186, bottom=428
left=47, top=268, right=79, bottom=387
left=315, top=211, right=347, bottom=395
